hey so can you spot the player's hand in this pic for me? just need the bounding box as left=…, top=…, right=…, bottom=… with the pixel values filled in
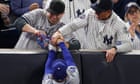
left=51, top=31, right=64, bottom=46
left=105, top=48, right=117, bottom=62
left=128, top=23, right=138, bottom=38
left=29, top=3, right=39, bottom=11
left=56, top=39, right=69, bottom=48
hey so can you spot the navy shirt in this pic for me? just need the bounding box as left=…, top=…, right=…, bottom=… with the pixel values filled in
left=10, top=0, right=43, bottom=16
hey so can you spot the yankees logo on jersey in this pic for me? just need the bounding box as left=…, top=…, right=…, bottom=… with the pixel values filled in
left=76, top=9, right=85, bottom=17
left=103, top=35, right=113, bottom=45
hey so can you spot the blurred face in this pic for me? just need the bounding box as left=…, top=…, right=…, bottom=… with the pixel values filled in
left=127, top=7, right=140, bottom=23
left=95, top=10, right=112, bottom=20
left=47, top=12, right=64, bottom=25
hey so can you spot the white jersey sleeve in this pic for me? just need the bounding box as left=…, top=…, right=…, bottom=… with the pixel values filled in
left=59, top=9, right=93, bottom=36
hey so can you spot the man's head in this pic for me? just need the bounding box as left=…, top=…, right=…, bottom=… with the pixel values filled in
left=47, top=0, right=65, bottom=25
left=124, top=2, right=140, bottom=22
left=91, top=0, right=113, bottom=20
left=52, top=59, right=67, bottom=82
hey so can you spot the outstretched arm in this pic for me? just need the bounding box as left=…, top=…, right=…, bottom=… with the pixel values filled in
left=44, top=45, right=56, bottom=74
left=58, top=40, right=76, bottom=66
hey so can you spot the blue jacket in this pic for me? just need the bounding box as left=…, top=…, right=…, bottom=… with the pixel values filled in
left=10, top=0, right=43, bottom=16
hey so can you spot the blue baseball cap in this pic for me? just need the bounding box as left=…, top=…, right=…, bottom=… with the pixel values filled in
left=52, top=59, right=67, bottom=82
left=91, top=0, right=113, bottom=14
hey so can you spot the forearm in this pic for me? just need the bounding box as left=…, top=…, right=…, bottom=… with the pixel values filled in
left=22, top=24, right=37, bottom=34
left=116, top=42, right=132, bottom=52
left=59, top=18, right=85, bottom=36
left=14, top=17, right=37, bottom=34
left=45, top=50, right=56, bottom=74
left=58, top=42, right=76, bottom=66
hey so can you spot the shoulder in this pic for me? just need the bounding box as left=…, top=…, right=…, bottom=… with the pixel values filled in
left=78, top=8, right=95, bottom=19
left=111, top=11, right=127, bottom=29
left=23, top=8, right=46, bottom=17
left=31, top=8, right=46, bottom=14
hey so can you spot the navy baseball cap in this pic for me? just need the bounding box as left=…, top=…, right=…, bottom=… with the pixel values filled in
left=52, top=59, right=67, bottom=82
left=91, top=0, right=113, bottom=13
left=47, top=0, right=65, bottom=14
left=125, top=2, right=140, bottom=15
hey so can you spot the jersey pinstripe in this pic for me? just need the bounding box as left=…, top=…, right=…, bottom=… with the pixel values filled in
left=132, top=35, right=140, bottom=49
left=15, top=9, right=74, bottom=49
left=45, top=0, right=91, bottom=24
left=59, top=9, right=132, bottom=52
left=126, top=22, right=140, bottom=50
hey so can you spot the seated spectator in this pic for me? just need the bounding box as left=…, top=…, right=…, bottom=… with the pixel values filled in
left=10, top=0, right=43, bottom=17
left=112, top=0, right=137, bottom=20
left=124, top=2, right=140, bottom=49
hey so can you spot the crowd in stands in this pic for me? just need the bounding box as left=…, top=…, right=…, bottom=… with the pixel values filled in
left=0, top=0, right=140, bottom=50
left=0, top=0, right=140, bottom=84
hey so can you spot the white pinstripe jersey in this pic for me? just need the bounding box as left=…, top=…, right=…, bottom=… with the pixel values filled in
left=45, top=0, right=91, bottom=24
left=59, top=9, right=132, bottom=52
left=131, top=35, right=140, bottom=49
left=15, top=9, right=74, bottom=49
left=42, top=66, right=80, bottom=84
left=126, top=22, right=140, bottom=50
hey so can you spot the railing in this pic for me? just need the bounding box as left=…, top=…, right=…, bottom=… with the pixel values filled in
left=0, top=49, right=140, bottom=84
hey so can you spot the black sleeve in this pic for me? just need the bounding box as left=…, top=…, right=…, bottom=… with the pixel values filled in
left=68, top=38, right=81, bottom=50
left=14, top=17, right=27, bottom=32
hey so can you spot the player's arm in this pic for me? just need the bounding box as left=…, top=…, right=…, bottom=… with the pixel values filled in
left=57, top=39, right=80, bottom=84
left=44, top=44, right=56, bottom=74
left=51, top=11, right=89, bottom=46
left=57, top=39, right=76, bottom=66
left=42, top=45, right=56, bottom=84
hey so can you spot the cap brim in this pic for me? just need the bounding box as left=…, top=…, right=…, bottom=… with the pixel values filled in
left=47, top=8, right=58, bottom=14
left=125, top=5, right=140, bottom=15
